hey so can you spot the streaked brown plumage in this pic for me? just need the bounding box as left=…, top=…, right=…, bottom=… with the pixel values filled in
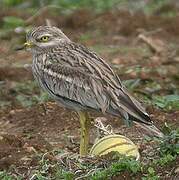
left=25, top=26, right=163, bottom=155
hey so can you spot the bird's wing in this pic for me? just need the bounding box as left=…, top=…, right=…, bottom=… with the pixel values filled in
left=40, top=42, right=152, bottom=125
left=39, top=61, right=111, bottom=111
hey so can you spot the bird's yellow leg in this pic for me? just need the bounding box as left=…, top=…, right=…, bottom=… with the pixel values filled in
left=78, top=111, right=90, bottom=156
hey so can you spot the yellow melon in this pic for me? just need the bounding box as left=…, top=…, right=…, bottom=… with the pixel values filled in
left=90, top=134, right=140, bottom=160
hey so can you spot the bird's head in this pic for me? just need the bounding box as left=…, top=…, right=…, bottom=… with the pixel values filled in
left=24, top=26, right=70, bottom=52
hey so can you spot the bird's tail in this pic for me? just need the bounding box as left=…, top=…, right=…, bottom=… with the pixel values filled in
left=134, top=121, right=164, bottom=138
left=113, top=87, right=164, bottom=138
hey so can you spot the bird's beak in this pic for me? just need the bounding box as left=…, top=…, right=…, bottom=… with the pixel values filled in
left=15, top=41, right=34, bottom=51
left=24, top=41, right=34, bottom=48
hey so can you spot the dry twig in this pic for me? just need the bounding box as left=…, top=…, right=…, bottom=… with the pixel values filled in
left=138, top=34, right=164, bottom=54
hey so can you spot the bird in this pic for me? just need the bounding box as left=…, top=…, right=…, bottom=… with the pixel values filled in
left=24, top=26, right=163, bottom=156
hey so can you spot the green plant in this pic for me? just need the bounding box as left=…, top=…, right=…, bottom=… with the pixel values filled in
left=123, top=79, right=141, bottom=90
left=16, top=92, right=50, bottom=107
left=79, top=33, right=92, bottom=42
left=142, top=167, right=159, bottom=180
left=3, top=16, right=25, bottom=29
left=152, top=95, right=179, bottom=110
left=144, top=0, right=171, bottom=14
left=13, top=81, right=51, bottom=107
left=53, top=0, right=122, bottom=12
left=58, top=171, right=74, bottom=180
left=2, top=0, right=24, bottom=7
left=91, top=156, right=141, bottom=179
left=159, top=125, right=179, bottom=156
left=0, top=171, right=15, bottom=180
left=154, top=154, right=176, bottom=166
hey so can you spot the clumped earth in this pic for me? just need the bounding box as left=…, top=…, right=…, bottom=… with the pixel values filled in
left=0, top=7, right=179, bottom=180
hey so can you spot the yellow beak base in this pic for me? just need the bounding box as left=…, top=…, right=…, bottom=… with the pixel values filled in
left=24, top=42, right=33, bottom=48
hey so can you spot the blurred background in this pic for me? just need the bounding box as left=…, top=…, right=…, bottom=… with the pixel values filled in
left=0, top=0, right=179, bottom=179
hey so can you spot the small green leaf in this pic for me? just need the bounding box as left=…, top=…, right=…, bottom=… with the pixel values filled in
left=148, top=167, right=155, bottom=175
left=165, top=95, right=179, bottom=102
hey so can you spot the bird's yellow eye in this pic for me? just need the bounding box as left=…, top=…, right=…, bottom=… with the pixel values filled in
left=40, top=36, right=49, bottom=42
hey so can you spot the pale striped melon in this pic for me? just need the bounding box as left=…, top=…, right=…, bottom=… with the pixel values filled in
left=90, top=134, right=140, bottom=160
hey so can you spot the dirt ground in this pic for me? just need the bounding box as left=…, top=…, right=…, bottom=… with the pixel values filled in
left=0, top=7, right=179, bottom=179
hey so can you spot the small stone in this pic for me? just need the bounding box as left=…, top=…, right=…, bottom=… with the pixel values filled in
left=175, top=167, right=179, bottom=174
left=0, top=136, right=3, bottom=140
left=9, top=110, right=16, bottom=115
left=23, top=143, right=37, bottom=153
